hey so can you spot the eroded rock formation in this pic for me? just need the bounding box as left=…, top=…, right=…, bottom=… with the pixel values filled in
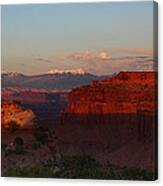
left=62, top=71, right=157, bottom=140
left=66, top=71, right=157, bottom=114
left=55, top=72, right=158, bottom=171
left=1, top=101, right=36, bottom=129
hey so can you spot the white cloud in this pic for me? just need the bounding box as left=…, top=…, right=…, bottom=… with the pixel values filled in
left=35, top=50, right=111, bottom=64
left=98, top=52, right=110, bottom=60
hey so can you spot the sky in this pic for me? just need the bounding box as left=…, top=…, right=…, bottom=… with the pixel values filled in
left=1, top=1, right=156, bottom=75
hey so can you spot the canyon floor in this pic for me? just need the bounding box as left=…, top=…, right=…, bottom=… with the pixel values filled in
left=1, top=122, right=156, bottom=179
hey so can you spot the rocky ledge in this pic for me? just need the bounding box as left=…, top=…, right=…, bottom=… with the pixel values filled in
left=1, top=101, right=36, bottom=129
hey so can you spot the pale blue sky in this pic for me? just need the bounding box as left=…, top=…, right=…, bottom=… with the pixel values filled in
left=1, top=1, right=154, bottom=75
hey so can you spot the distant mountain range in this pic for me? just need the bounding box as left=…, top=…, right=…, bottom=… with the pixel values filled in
left=2, top=70, right=114, bottom=90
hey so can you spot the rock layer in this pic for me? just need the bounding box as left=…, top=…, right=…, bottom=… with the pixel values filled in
left=66, top=71, right=157, bottom=115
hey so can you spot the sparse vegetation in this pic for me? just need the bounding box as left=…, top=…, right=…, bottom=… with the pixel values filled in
left=33, top=128, right=49, bottom=145
left=14, top=137, right=24, bottom=146
left=4, top=155, right=155, bottom=180
left=3, top=137, right=25, bottom=156
left=5, top=166, right=54, bottom=178
left=14, top=137, right=25, bottom=154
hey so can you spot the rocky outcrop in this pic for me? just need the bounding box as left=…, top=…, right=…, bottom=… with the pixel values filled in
left=1, top=101, right=36, bottom=129
left=66, top=71, right=157, bottom=115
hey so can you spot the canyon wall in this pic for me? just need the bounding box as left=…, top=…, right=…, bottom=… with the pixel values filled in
left=56, top=72, right=157, bottom=170
left=66, top=71, right=157, bottom=114
left=62, top=71, right=157, bottom=140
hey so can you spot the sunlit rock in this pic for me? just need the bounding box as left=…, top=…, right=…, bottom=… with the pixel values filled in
left=1, top=101, right=36, bottom=129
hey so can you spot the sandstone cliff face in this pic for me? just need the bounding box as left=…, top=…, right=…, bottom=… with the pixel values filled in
left=57, top=72, right=157, bottom=171
left=66, top=71, right=157, bottom=115
left=61, top=71, right=157, bottom=142
left=1, top=101, right=36, bottom=129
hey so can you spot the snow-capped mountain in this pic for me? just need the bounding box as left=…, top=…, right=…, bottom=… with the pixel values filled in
left=2, top=72, right=24, bottom=78
left=47, top=68, right=85, bottom=75
left=2, top=70, right=112, bottom=90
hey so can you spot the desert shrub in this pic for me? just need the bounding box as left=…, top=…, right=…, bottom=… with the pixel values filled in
left=120, top=167, right=155, bottom=180
left=62, top=155, right=100, bottom=170
left=14, top=137, right=24, bottom=146
left=5, top=166, right=53, bottom=178
left=8, top=120, right=20, bottom=132
left=31, top=143, right=41, bottom=149
left=4, top=155, right=155, bottom=180
left=53, top=155, right=105, bottom=179
left=14, top=137, right=25, bottom=154
left=54, top=156, right=155, bottom=180
left=33, top=128, right=49, bottom=145
left=4, top=155, right=103, bottom=178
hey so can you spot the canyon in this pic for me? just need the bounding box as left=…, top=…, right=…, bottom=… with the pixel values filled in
left=2, top=88, right=68, bottom=125
left=56, top=71, right=157, bottom=170
left=1, top=71, right=158, bottom=172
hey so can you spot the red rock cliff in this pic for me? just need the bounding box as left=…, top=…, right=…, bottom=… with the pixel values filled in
left=58, top=72, right=157, bottom=170
left=65, top=71, right=157, bottom=115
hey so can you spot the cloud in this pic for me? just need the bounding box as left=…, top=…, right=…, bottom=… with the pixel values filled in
left=35, top=58, right=52, bottom=63
left=63, top=51, right=110, bottom=62
left=103, top=47, right=153, bottom=56
left=34, top=47, right=156, bottom=75
left=35, top=51, right=110, bottom=64
left=86, top=55, right=156, bottom=75
left=109, top=55, right=152, bottom=61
